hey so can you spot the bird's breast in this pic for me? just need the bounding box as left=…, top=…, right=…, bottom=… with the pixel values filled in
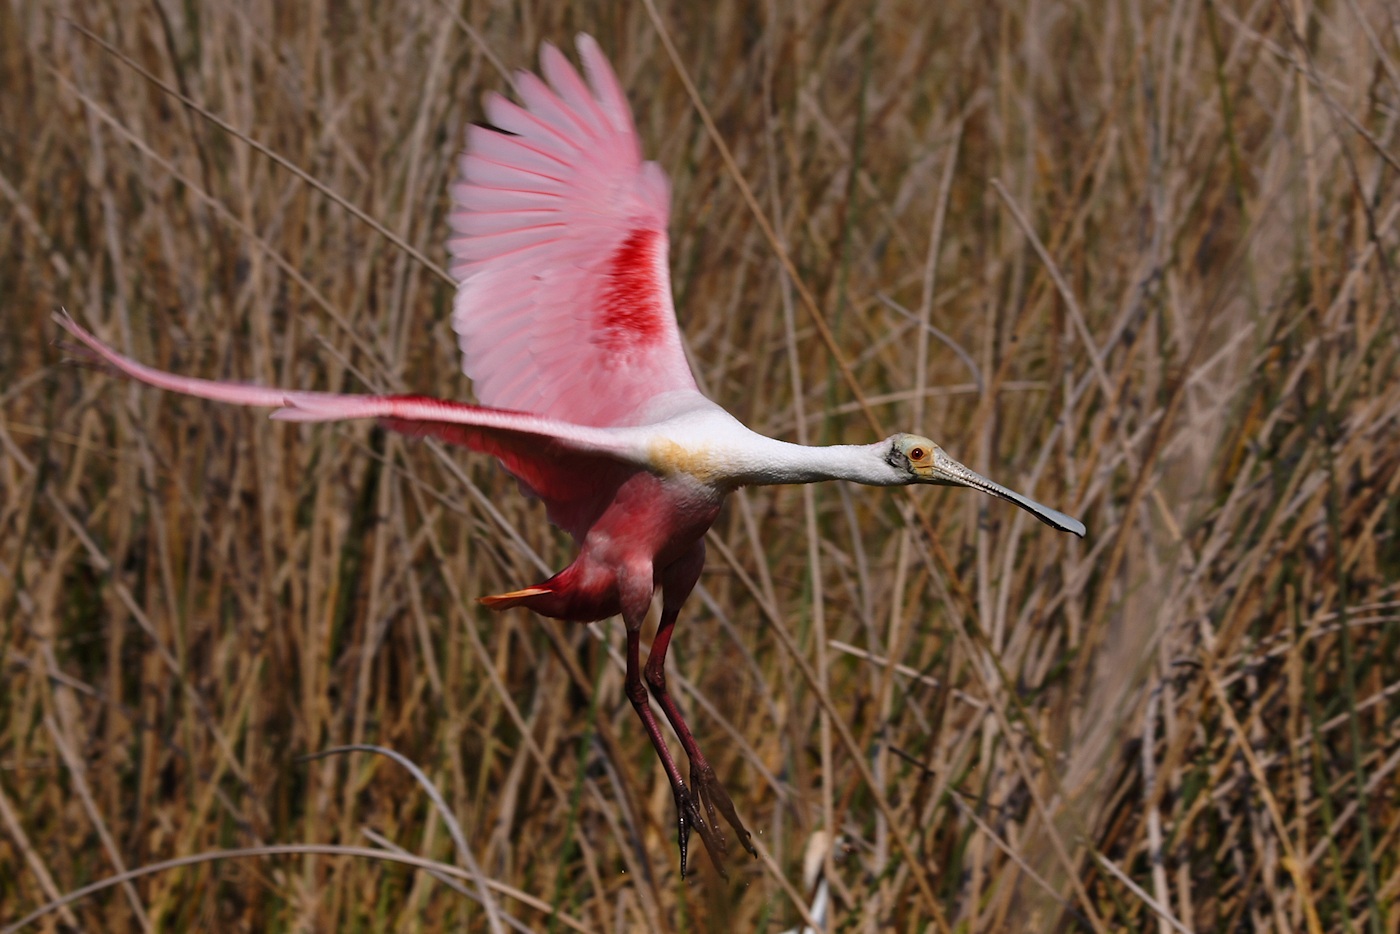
left=585, top=470, right=723, bottom=570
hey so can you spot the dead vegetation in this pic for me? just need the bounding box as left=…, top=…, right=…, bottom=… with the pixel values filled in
left=1, top=0, right=1397, bottom=930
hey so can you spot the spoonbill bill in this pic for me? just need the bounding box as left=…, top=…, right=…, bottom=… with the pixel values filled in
left=57, top=34, right=1084, bottom=877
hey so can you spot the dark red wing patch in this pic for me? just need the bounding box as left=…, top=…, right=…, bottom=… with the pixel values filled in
left=377, top=409, right=634, bottom=541
left=596, top=228, right=665, bottom=355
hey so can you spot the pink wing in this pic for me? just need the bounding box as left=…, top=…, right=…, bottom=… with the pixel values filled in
left=56, top=313, right=641, bottom=539
left=448, top=34, right=700, bottom=428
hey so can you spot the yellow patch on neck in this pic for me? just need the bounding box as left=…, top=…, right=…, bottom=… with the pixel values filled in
left=646, top=437, right=718, bottom=482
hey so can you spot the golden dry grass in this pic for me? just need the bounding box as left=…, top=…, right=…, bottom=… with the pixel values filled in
left=2, top=0, right=1398, bottom=930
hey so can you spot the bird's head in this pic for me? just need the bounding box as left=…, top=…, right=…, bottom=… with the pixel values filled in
left=885, top=433, right=1086, bottom=537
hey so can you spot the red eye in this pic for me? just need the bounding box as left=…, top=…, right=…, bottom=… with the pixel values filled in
left=909, top=447, right=925, bottom=460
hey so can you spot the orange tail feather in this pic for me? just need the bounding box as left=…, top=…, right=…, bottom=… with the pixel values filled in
left=478, top=586, right=551, bottom=610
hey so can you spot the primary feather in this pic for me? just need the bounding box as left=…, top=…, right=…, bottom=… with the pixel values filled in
left=448, top=35, right=699, bottom=430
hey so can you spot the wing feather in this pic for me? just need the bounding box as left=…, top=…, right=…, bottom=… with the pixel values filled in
left=515, top=72, right=597, bottom=141
left=450, top=210, right=561, bottom=237
left=459, top=155, right=567, bottom=191
left=450, top=35, right=700, bottom=428
left=538, top=43, right=613, bottom=138
left=483, top=96, right=581, bottom=153
left=577, top=35, right=635, bottom=138
left=468, top=128, right=573, bottom=171
left=55, top=312, right=644, bottom=540
left=448, top=181, right=559, bottom=216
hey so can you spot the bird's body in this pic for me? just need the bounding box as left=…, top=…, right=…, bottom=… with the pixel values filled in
left=58, top=34, right=1084, bottom=877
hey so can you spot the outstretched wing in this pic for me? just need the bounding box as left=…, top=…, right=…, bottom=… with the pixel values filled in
left=377, top=413, right=636, bottom=541
left=448, top=34, right=700, bottom=428
left=56, top=313, right=643, bottom=540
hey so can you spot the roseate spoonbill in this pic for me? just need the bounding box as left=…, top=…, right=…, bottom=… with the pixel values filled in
left=57, top=34, right=1085, bottom=877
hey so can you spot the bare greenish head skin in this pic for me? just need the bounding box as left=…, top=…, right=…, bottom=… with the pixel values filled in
left=887, top=433, right=1086, bottom=537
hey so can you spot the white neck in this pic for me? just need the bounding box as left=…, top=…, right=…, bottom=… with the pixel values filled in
left=726, top=435, right=902, bottom=488
left=636, top=405, right=904, bottom=489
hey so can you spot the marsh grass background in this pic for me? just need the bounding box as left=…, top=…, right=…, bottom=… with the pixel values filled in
left=2, top=0, right=1398, bottom=929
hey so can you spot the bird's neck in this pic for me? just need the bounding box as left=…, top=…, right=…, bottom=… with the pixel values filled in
left=730, top=436, right=899, bottom=488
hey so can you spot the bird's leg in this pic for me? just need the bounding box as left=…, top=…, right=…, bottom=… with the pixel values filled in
left=646, top=607, right=755, bottom=876
left=645, top=543, right=756, bottom=876
left=619, top=569, right=704, bottom=875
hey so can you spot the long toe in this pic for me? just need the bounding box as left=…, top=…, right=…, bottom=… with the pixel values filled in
left=675, top=784, right=732, bottom=879
left=693, top=763, right=756, bottom=860
left=674, top=794, right=693, bottom=877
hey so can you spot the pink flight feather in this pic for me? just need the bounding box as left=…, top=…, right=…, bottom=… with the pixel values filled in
left=449, top=37, right=698, bottom=429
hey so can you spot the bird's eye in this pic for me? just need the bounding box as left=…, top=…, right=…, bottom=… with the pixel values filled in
left=908, top=447, right=925, bottom=461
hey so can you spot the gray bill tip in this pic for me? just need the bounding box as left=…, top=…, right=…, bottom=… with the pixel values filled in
left=990, top=486, right=1085, bottom=537
left=1039, top=506, right=1086, bottom=538
left=934, top=451, right=1086, bottom=537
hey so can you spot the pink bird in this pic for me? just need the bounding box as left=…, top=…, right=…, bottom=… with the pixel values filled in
left=58, top=35, right=1084, bottom=877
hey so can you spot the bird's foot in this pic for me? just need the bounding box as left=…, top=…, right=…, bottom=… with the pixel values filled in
left=693, top=761, right=756, bottom=860
left=671, top=765, right=755, bottom=879
left=672, top=782, right=720, bottom=879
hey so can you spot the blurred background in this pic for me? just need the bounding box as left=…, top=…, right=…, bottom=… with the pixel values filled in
left=2, top=0, right=1397, bottom=930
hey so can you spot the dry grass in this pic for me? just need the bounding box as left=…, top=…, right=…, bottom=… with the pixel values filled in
left=2, top=0, right=1398, bottom=930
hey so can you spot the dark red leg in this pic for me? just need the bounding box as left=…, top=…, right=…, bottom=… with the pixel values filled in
left=645, top=543, right=755, bottom=876
left=617, top=566, right=708, bottom=876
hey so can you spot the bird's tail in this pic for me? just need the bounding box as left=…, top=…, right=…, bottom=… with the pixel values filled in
left=478, top=587, right=552, bottom=610
left=477, top=562, right=616, bottom=621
